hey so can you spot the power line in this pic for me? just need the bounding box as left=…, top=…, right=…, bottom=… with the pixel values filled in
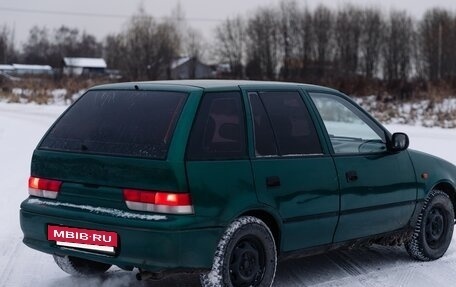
left=0, top=6, right=222, bottom=22
left=0, top=7, right=127, bottom=19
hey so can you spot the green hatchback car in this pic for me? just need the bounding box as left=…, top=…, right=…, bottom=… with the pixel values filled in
left=20, top=80, right=456, bottom=286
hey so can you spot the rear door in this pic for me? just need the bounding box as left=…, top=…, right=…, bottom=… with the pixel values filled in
left=246, top=89, right=339, bottom=252
left=185, top=91, right=257, bottom=222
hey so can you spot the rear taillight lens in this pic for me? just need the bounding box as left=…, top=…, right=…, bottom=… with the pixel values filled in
left=28, top=176, right=62, bottom=199
left=123, top=189, right=193, bottom=215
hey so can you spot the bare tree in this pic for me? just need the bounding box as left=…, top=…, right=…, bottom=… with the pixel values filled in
left=312, top=5, right=334, bottom=80
left=184, top=28, right=204, bottom=79
left=53, top=26, right=80, bottom=60
left=359, top=8, right=384, bottom=79
left=22, top=26, right=53, bottom=65
left=246, top=8, right=280, bottom=80
left=77, top=33, right=103, bottom=58
left=418, top=9, right=453, bottom=82
left=382, top=11, right=415, bottom=99
left=214, top=15, right=246, bottom=78
left=297, top=6, right=313, bottom=79
left=120, top=10, right=180, bottom=80
left=334, top=5, right=363, bottom=77
left=104, top=34, right=125, bottom=70
left=0, top=25, right=17, bottom=64
left=278, top=0, right=301, bottom=80
left=22, top=25, right=102, bottom=68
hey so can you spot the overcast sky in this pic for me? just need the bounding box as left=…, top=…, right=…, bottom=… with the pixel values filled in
left=1, top=0, right=456, bottom=46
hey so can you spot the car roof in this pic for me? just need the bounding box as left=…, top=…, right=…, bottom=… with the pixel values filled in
left=91, top=80, right=340, bottom=94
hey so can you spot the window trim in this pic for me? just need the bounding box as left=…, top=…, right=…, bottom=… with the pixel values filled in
left=248, top=92, right=279, bottom=157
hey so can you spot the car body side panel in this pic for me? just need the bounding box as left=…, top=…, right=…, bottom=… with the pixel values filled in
left=408, top=149, right=456, bottom=199
left=332, top=151, right=418, bottom=241
left=251, top=157, right=339, bottom=252
left=185, top=160, right=258, bottom=224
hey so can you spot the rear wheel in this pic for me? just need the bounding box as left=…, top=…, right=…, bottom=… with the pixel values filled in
left=201, top=216, right=277, bottom=287
left=53, top=255, right=112, bottom=276
left=405, top=190, right=454, bottom=261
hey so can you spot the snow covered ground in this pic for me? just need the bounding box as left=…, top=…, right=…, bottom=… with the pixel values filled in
left=1, top=102, right=456, bottom=287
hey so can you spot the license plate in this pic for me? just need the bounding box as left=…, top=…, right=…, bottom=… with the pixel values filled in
left=48, top=225, right=118, bottom=254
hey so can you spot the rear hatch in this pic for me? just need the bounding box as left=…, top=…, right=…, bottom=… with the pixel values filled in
left=30, top=88, right=191, bottom=213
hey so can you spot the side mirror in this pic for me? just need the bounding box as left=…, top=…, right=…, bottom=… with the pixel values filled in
left=389, top=132, right=409, bottom=152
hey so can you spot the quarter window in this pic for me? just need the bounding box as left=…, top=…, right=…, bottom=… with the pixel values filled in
left=309, top=92, right=387, bottom=154
left=187, top=92, right=247, bottom=160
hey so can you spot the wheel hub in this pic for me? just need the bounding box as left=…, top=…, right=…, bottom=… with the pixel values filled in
left=230, top=238, right=265, bottom=286
left=425, top=207, right=446, bottom=248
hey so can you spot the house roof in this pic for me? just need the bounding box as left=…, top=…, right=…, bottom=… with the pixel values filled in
left=12, top=64, right=53, bottom=70
left=171, top=57, right=191, bottom=69
left=0, top=65, right=14, bottom=70
left=63, top=57, right=107, bottom=69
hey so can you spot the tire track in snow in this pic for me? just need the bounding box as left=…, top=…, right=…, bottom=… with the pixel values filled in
left=327, top=251, right=365, bottom=276
left=0, top=239, right=21, bottom=287
left=395, top=268, right=415, bottom=287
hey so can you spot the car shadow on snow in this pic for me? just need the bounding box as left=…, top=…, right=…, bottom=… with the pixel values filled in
left=44, top=245, right=422, bottom=287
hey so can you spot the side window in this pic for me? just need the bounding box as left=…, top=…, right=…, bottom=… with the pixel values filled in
left=309, top=92, right=387, bottom=154
left=187, top=92, right=247, bottom=160
left=253, top=91, right=322, bottom=156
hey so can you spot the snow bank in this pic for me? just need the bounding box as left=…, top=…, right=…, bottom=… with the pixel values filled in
left=356, top=96, right=456, bottom=128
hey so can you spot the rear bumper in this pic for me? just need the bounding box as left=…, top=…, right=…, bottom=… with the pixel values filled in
left=20, top=198, right=223, bottom=272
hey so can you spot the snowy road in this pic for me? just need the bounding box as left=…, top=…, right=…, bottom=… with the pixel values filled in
left=1, top=103, right=456, bottom=287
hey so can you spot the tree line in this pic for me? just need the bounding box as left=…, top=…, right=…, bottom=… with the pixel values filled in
left=2, top=1, right=456, bottom=98
left=214, top=2, right=456, bottom=98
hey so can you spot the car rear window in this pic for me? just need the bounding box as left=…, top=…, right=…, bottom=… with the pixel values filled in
left=39, top=90, right=187, bottom=159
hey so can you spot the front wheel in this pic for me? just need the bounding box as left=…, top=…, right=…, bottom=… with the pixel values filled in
left=201, top=216, right=277, bottom=287
left=405, top=190, right=454, bottom=261
left=53, top=255, right=112, bottom=276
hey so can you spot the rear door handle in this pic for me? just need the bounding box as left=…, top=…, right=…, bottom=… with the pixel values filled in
left=266, top=176, right=281, bottom=187
left=345, top=170, right=358, bottom=182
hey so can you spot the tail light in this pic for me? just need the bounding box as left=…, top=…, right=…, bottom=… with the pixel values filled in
left=28, top=176, right=62, bottom=199
left=123, top=189, right=194, bottom=215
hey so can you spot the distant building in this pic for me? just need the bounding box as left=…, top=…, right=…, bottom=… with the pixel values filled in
left=169, top=57, right=213, bottom=80
left=0, top=64, right=53, bottom=76
left=0, top=64, right=14, bottom=74
left=63, top=57, right=107, bottom=76
left=213, top=63, right=233, bottom=78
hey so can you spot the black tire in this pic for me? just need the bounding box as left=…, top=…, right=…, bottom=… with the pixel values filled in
left=200, top=216, right=277, bottom=287
left=405, top=190, right=454, bottom=261
left=53, top=255, right=112, bottom=276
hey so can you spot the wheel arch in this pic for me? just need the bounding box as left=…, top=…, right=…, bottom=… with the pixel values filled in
left=433, top=181, right=456, bottom=219
left=240, top=209, right=282, bottom=254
